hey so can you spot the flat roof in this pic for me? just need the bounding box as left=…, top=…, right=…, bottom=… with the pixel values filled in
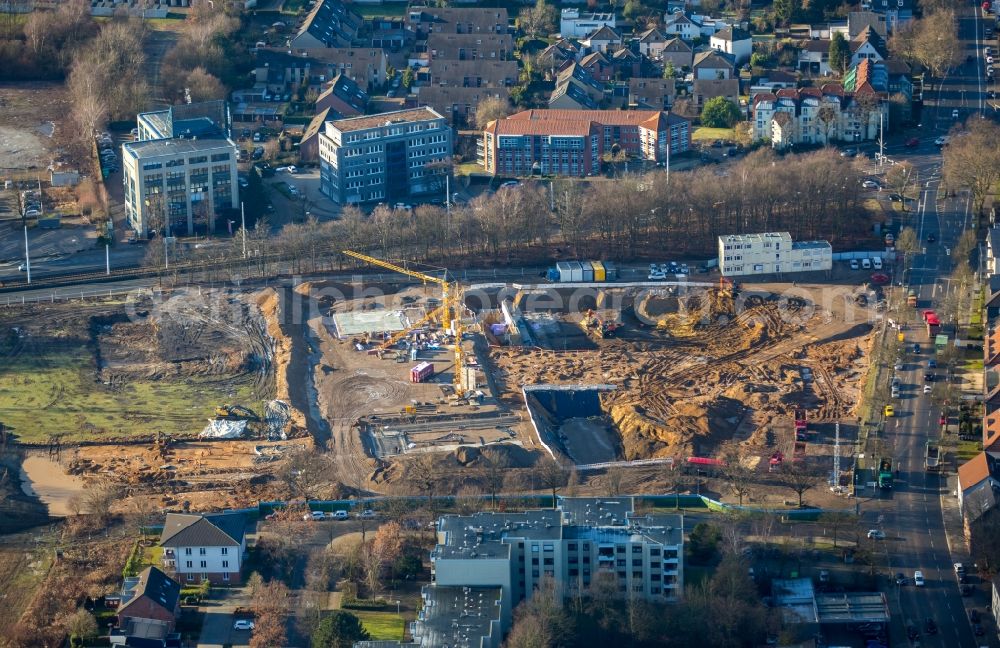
left=328, top=107, right=444, bottom=133
left=792, top=240, right=832, bottom=250
left=123, top=137, right=235, bottom=159
left=816, top=592, right=890, bottom=624
left=330, top=310, right=411, bottom=338
left=719, top=232, right=793, bottom=244
left=415, top=585, right=502, bottom=648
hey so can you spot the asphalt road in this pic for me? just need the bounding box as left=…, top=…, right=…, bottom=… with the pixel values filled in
left=861, top=5, right=994, bottom=646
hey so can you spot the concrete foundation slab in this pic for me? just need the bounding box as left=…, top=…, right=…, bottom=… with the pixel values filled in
left=331, top=310, right=410, bottom=338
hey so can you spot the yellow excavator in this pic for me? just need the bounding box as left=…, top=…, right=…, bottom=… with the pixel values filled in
left=342, top=250, right=468, bottom=391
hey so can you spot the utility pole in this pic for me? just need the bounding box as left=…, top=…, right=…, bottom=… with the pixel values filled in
left=878, top=112, right=884, bottom=169
left=240, top=202, right=247, bottom=258
left=23, top=225, right=31, bottom=284
left=832, top=422, right=841, bottom=487
left=105, top=243, right=110, bottom=275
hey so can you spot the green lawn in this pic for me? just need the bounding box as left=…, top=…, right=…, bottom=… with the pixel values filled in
left=143, top=546, right=164, bottom=568
left=455, top=162, right=484, bottom=177
left=0, top=341, right=259, bottom=443
left=965, top=359, right=985, bottom=372
left=692, top=127, right=735, bottom=142
left=352, top=610, right=406, bottom=641
left=956, top=440, right=982, bottom=462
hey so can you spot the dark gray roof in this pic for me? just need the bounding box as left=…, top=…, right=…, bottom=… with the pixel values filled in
left=120, top=566, right=180, bottom=616
left=586, top=25, right=621, bottom=42
left=296, top=0, right=361, bottom=47
left=713, top=26, right=751, bottom=42
left=693, top=50, right=735, bottom=69
left=160, top=512, right=245, bottom=548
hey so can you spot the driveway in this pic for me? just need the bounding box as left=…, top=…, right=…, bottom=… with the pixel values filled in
left=197, top=588, right=251, bottom=648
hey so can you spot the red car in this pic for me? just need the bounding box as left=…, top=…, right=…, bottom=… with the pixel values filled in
left=905, top=137, right=920, bottom=147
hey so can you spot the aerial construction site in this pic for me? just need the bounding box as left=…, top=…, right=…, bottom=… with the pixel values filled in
left=1, top=255, right=877, bottom=508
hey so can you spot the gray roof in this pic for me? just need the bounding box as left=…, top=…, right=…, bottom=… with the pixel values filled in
left=412, top=585, right=502, bottom=648
left=693, top=50, right=735, bottom=69
left=989, top=227, right=1000, bottom=257
left=558, top=497, right=633, bottom=526
left=123, top=137, right=235, bottom=159
left=160, top=512, right=246, bottom=548
left=296, top=0, right=361, bottom=47
left=713, top=26, right=751, bottom=42
left=119, top=566, right=180, bottom=617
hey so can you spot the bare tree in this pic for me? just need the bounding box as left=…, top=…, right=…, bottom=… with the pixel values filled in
left=943, top=119, right=1000, bottom=216
left=480, top=448, right=510, bottom=511
left=913, top=10, right=963, bottom=78
left=778, top=460, right=824, bottom=508
left=362, top=521, right=403, bottom=600
left=718, top=442, right=755, bottom=507
left=533, top=456, right=568, bottom=506
left=474, top=95, right=513, bottom=130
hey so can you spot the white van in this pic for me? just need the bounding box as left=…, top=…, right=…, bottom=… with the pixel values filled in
left=872, top=257, right=882, bottom=269
left=861, top=258, right=871, bottom=269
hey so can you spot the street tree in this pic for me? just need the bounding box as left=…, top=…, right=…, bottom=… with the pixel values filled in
left=885, top=161, right=917, bottom=209
left=914, top=10, right=963, bottom=77
left=480, top=448, right=510, bottom=510
left=778, top=460, right=824, bottom=508
left=533, top=456, right=569, bottom=506
left=818, top=512, right=855, bottom=548
left=362, top=521, right=403, bottom=600
left=942, top=119, right=1000, bottom=216
left=719, top=442, right=755, bottom=506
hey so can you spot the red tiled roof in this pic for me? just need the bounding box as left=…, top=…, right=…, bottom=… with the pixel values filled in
left=752, top=92, right=777, bottom=106
left=985, top=327, right=1000, bottom=366
left=984, top=410, right=1000, bottom=452
left=490, top=118, right=600, bottom=137
left=959, top=452, right=991, bottom=491
left=776, top=88, right=799, bottom=98
left=506, top=109, right=666, bottom=127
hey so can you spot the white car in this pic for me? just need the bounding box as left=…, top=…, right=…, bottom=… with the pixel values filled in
left=867, top=529, right=886, bottom=539
left=954, top=562, right=965, bottom=575
left=286, top=165, right=298, bottom=174
left=988, top=56, right=995, bottom=64
left=914, top=570, right=925, bottom=586
left=233, top=619, right=255, bottom=631
left=358, top=509, right=377, bottom=519
left=924, top=384, right=933, bottom=393
left=935, top=136, right=949, bottom=146
left=647, top=271, right=666, bottom=280
left=850, top=259, right=859, bottom=270
left=862, top=180, right=880, bottom=189
left=952, top=109, right=960, bottom=119
left=304, top=510, right=325, bottom=521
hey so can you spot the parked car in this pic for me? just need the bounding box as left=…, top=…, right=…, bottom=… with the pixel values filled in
left=895, top=572, right=907, bottom=585
left=904, top=137, right=919, bottom=147
left=914, top=570, right=925, bottom=586
left=850, top=259, right=860, bottom=270
left=888, top=193, right=903, bottom=202
left=862, top=180, right=880, bottom=189
left=935, top=136, right=949, bottom=146
left=358, top=509, right=377, bottom=519
left=867, top=529, right=886, bottom=539
left=233, top=620, right=255, bottom=631
left=952, top=108, right=961, bottom=119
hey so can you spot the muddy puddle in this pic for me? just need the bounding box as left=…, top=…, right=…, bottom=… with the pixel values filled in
left=20, top=454, right=85, bottom=516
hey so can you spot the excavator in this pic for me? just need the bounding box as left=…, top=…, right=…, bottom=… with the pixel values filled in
left=214, top=404, right=259, bottom=421
left=579, top=309, right=622, bottom=340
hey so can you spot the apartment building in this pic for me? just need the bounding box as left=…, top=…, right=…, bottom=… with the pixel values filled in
left=560, top=8, right=616, bottom=38
left=717, top=232, right=833, bottom=276
left=481, top=108, right=690, bottom=177
left=406, top=7, right=509, bottom=38
left=752, top=84, right=887, bottom=149
left=432, top=498, right=683, bottom=625
left=123, top=102, right=238, bottom=237
left=159, top=512, right=247, bottom=585
left=318, top=107, right=452, bottom=205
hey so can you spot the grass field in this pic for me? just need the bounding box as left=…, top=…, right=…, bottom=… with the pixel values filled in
left=692, top=127, right=735, bottom=142
left=0, top=547, right=52, bottom=630
left=0, top=342, right=258, bottom=443
left=352, top=610, right=406, bottom=641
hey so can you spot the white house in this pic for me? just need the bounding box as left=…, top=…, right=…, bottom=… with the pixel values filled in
left=160, top=512, right=247, bottom=585
left=718, top=232, right=832, bottom=277
left=560, top=8, right=616, bottom=38
left=710, top=26, right=752, bottom=65
left=849, top=26, right=887, bottom=66
left=752, top=85, right=887, bottom=148
left=663, top=12, right=701, bottom=41
left=798, top=39, right=834, bottom=76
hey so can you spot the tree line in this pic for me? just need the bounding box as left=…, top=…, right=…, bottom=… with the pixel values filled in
left=154, top=148, right=870, bottom=277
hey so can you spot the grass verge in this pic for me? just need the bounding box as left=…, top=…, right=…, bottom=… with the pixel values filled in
left=353, top=610, right=406, bottom=641
left=956, top=440, right=982, bottom=462
left=692, top=127, right=735, bottom=142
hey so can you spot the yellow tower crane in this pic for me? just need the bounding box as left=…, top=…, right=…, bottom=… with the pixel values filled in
left=342, top=250, right=467, bottom=392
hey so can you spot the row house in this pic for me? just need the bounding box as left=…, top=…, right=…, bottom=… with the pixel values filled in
left=289, top=0, right=361, bottom=49
left=406, top=7, right=509, bottom=38
left=255, top=48, right=388, bottom=94
left=425, top=32, right=512, bottom=62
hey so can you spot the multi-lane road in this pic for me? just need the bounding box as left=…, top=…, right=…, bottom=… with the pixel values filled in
left=865, top=4, right=996, bottom=647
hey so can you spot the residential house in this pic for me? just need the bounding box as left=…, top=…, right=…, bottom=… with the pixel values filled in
left=579, top=51, right=614, bottom=83
left=611, top=47, right=644, bottom=79
left=368, top=17, right=408, bottom=50
left=630, top=77, right=677, bottom=109
left=848, top=11, right=888, bottom=39
left=693, top=78, right=740, bottom=111
left=300, top=108, right=333, bottom=163
left=799, top=39, right=834, bottom=76
left=481, top=109, right=690, bottom=177
left=318, top=107, right=452, bottom=205
left=693, top=50, right=735, bottom=79
left=884, top=59, right=913, bottom=99
left=861, top=0, right=913, bottom=32
left=549, top=63, right=605, bottom=110
left=418, top=86, right=510, bottom=126
left=289, top=0, right=361, bottom=49
left=425, top=32, right=512, bottom=62
left=560, top=8, right=616, bottom=38
left=424, top=60, right=518, bottom=88
left=850, top=26, right=887, bottom=67
left=539, top=39, right=581, bottom=71
left=636, top=28, right=669, bottom=60
left=406, top=7, right=509, bottom=38
left=988, top=227, right=1000, bottom=276
left=111, top=567, right=181, bottom=648
left=718, top=232, right=832, bottom=276
left=660, top=37, right=694, bottom=70
left=582, top=25, right=623, bottom=54
left=315, top=73, right=367, bottom=118
left=159, top=511, right=247, bottom=585
left=957, top=452, right=1000, bottom=538
left=710, top=26, right=752, bottom=65
left=255, top=48, right=388, bottom=94
left=663, top=12, right=702, bottom=41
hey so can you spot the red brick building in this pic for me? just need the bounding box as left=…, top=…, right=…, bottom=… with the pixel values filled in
left=114, top=566, right=181, bottom=643
left=481, top=109, right=690, bottom=177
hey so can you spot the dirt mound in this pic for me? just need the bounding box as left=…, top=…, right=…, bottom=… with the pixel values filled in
left=256, top=289, right=308, bottom=432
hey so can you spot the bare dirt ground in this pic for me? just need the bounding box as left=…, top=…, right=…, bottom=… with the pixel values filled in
left=0, top=83, right=73, bottom=173
left=491, top=282, right=874, bottom=464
